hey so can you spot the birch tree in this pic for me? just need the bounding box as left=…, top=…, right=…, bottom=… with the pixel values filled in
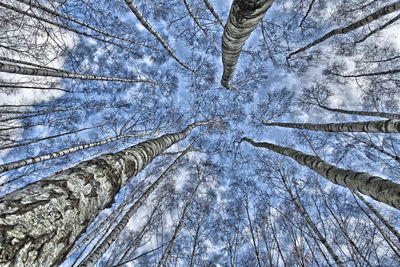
left=241, top=137, right=400, bottom=210
left=0, top=120, right=214, bottom=266
left=221, top=0, right=274, bottom=88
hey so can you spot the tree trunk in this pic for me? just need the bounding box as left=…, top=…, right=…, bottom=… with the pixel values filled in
left=0, top=133, right=133, bottom=173
left=0, top=121, right=213, bottom=267
left=221, top=0, right=274, bottom=88
left=124, top=0, right=197, bottom=74
left=279, top=170, right=344, bottom=267
left=157, top=178, right=202, bottom=267
left=263, top=119, right=400, bottom=133
left=287, top=0, right=400, bottom=59
left=354, top=192, right=400, bottom=242
left=0, top=62, right=161, bottom=84
left=318, top=104, right=400, bottom=120
left=242, top=137, right=400, bottom=210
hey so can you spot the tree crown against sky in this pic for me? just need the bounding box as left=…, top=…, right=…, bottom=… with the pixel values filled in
left=1, top=0, right=400, bottom=266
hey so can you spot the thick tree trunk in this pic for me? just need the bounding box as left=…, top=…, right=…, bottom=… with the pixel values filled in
left=79, top=131, right=207, bottom=267
left=0, top=121, right=212, bottom=267
left=124, top=0, right=197, bottom=74
left=242, top=137, right=400, bottom=210
left=263, top=119, right=400, bottom=133
left=356, top=13, right=400, bottom=43
left=221, top=0, right=274, bottom=88
left=287, top=0, right=400, bottom=59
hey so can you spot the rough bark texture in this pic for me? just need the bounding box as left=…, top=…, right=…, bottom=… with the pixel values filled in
left=287, top=0, right=400, bottom=59
left=124, top=0, right=197, bottom=74
left=263, top=119, right=400, bottom=133
left=0, top=122, right=211, bottom=266
left=221, top=0, right=274, bottom=88
left=242, top=137, right=400, bottom=210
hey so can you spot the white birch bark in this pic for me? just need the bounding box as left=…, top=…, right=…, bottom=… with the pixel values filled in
left=124, top=0, right=197, bottom=74
left=0, top=62, right=162, bottom=84
left=263, top=119, right=400, bottom=133
left=221, top=0, right=274, bottom=88
left=287, top=0, right=400, bottom=59
left=0, top=121, right=213, bottom=266
left=242, top=137, right=400, bottom=210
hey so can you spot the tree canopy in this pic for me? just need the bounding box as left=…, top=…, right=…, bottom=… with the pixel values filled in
left=1, top=0, right=400, bottom=266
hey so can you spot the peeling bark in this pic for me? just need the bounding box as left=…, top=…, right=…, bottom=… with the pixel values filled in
left=0, top=121, right=212, bottom=266
left=242, top=137, right=400, bottom=210
left=221, top=0, right=274, bottom=88
left=287, top=0, right=400, bottom=59
left=263, top=119, right=400, bottom=133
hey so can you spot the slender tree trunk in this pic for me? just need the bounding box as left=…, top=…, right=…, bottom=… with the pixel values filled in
left=0, top=121, right=213, bottom=267
left=79, top=130, right=209, bottom=267
left=356, top=13, right=400, bottom=43
left=189, top=216, right=204, bottom=267
left=14, top=0, right=156, bottom=50
left=124, top=0, right=197, bottom=74
left=279, top=170, right=345, bottom=267
left=316, top=183, right=373, bottom=267
left=332, top=68, right=400, bottom=78
left=0, top=62, right=162, bottom=84
left=0, top=125, right=103, bottom=151
left=354, top=192, right=400, bottom=242
left=157, top=178, right=202, bottom=267
left=263, top=119, right=400, bottom=133
left=287, top=0, right=400, bottom=59
left=202, top=0, right=224, bottom=27
left=0, top=132, right=152, bottom=173
left=244, top=196, right=262, bottom=267
left=318, top=104, right=400, bottom=119
left=299, top=0, right=316, bottom=29
left=221, top=0, right=274, bottom=88
left=242, top=137, right=400, bottom=210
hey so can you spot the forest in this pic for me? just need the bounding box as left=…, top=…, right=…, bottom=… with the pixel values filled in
left=1, top=0, right=400, bottom=266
